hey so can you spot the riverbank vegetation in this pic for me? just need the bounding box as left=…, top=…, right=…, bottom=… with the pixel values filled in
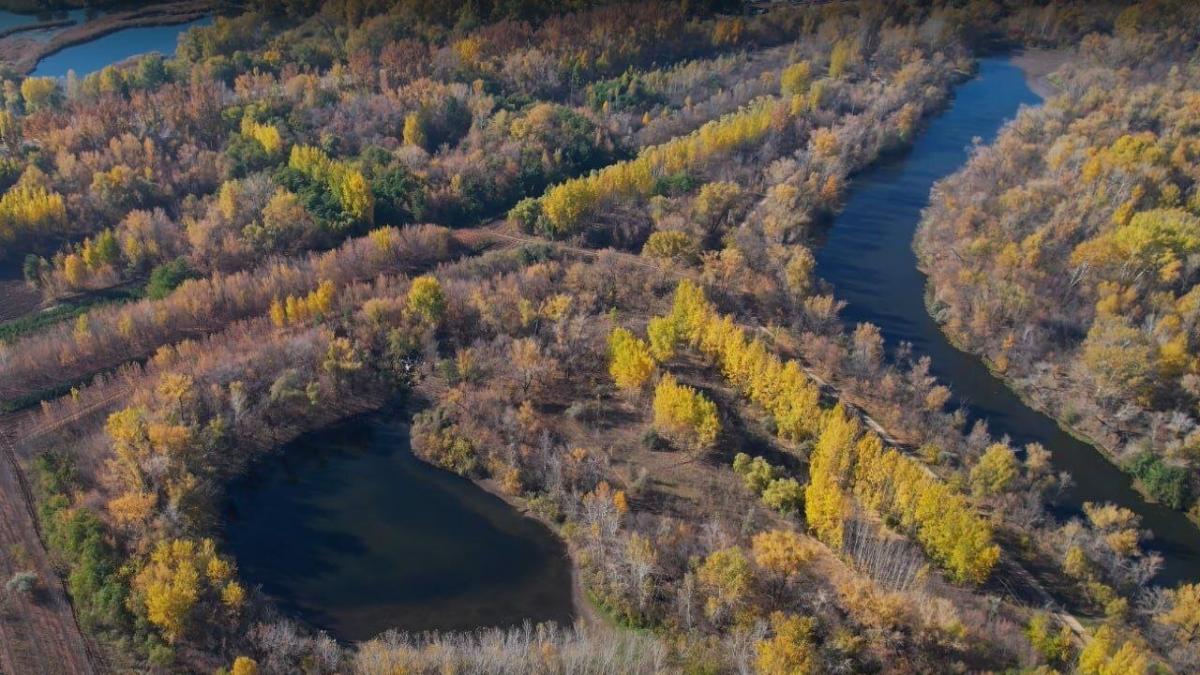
left=916, top=0, right=1200, bottom=523
left=2, top=0, right=1199, bottom=673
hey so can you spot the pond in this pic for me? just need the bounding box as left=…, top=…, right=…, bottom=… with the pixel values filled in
left=31, top=14, right=212, bottom=79
left=223, top=412, right=575, bottom=642
left=814, top=56, right=1200, bottom=585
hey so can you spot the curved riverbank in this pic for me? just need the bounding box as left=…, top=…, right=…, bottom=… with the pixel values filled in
left=813, top=55, right=1200, bottom=586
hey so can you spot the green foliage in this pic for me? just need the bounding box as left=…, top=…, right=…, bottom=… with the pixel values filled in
left=587, top=70, right=661, bottom=112
left=34, top=452, right=130, bottom=634
left=146, top=259, right=197, bottom=300
left=732, top=452, right=778, bottom=493
left=1026, top=612, right=1073, bottom=667
left=761, top=478, right=803, bottom=515
left=1125, top=452, right=1190, bottom=509
left=371, top=166, right=425, bottom=225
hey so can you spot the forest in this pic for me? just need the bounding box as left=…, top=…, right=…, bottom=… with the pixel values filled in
left=0, top=0, right=1197, bottom=674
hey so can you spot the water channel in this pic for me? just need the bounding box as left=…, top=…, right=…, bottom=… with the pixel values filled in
left=814, top=56, right=1200, bottom=585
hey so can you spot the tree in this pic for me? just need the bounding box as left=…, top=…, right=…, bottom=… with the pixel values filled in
left=762, top=478, right=803, bottom=515
left=1160, top=582, right=1200, bottom=643
left=231, top=657, right=258, bottom=675
left=755, top=612, right=817, bottom=675
left=403, top=111, right=428, bottom=149
left=779, top=61, right=812, bottom=97
left=653, top=374, right=719, bottom=450
left=147, top=259, right=196, bottom=300
left=1027, top=612, right=1073, bottom=666
left=751, top=529, right=815, bottom=578
left=20, top=77, right=58, bottom=111
left=970, top=443, right=1018, bottom=496
left=829, top=40, right=857, bottom=78
left=135, top=539, right=203, bottom=642
left=646, top=316, right=679, bottom=362
left=697, top=546, right=751, bottom=621
left=608, top=327, right=656, bottom=391
left=1077, top=626, right=1154, bottom=675
left=5, top=570, right=37, bottom=597
left=642, top=231, right=698, bottom=262
left=733, top=453, right=778, bottom=494
left=407, top=275, right=446, bottom=323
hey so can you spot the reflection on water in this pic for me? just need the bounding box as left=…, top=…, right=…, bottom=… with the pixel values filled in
left=224, top=412, right=574, bottom=641
left=814, top=56, right=1200, bottom=585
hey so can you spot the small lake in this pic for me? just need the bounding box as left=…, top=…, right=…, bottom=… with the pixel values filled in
left=223, top=412, right=575, bottom=642
left=814, top=56, right=1200, bottom=585
left=31, top=15, right=212, bottom=79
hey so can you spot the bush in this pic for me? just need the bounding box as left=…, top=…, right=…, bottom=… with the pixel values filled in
left=146, top=258, right=197, bottom=300
left=5, top=570, right=37, bottom=596
left=1125, top=452, right=1190, bottom=509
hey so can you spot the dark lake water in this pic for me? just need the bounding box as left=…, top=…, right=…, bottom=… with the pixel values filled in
left=814, top=56, right=1200, bottom=585
left=223, top=413, right=574, bottom=641
left=31, top=15, right=211, bottom=79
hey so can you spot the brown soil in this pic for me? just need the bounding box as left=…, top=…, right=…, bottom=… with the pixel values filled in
left=0, top=278, right=40, bottom=324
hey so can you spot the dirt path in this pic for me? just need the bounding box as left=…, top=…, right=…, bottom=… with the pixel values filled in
left=0, top=422, right=98, bottom=675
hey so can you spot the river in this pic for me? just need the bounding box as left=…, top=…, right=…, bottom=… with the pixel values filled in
left=31, top=15, right=212, bottom=79
left=814, top=56, right=1200, bottom=585
left=223, top=413, right=575, bottom=642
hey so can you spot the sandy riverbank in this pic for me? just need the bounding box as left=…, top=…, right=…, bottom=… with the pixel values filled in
left=1011, top=47, right=1070, bottom=99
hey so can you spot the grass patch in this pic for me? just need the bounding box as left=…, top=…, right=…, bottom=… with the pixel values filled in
left=0, top=284, right=143, bottom=345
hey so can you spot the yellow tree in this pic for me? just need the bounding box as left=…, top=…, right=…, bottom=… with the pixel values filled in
left=755, top=612, right=817, bottom=675
left=751, top=529, right=816, bottom=578
left=697, top=546, right=751, bottom=621
left=969, top=443, right=1019, bottom=497
left=608, top=327, right=656, bottom=391
left=653, top=373, right=719, bottom=449
left=407, top=275, right=446, bottom=323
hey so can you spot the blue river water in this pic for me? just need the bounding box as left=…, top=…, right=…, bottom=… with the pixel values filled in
left=31, top=14, right=211, bottom=79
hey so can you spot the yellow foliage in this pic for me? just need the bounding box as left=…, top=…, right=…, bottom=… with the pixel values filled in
left=697, top=546, right=751, bottom=620
left=661, top=280, right=998, bottom=584
left=107, top=490, right=157, bottom=526
left=406, top=275, right=446, bottom=323
left=241, top=117, right=283, bottom=155
left=780, top=61, right=812, bottom=97
left=607, top=327, right=656, bottom=391
left=0, top=182, right=68, bottom=247
left=751, top=529, right=816, bottom=577
left=275, top=280, right=337, bottom=326
left=653, top=373, right=719, bottom=449
left=755, top=612, right=817, bottom=675
left=539, top=98, right=784, bottom=234
left=231, top=656, right=258, bottom=675
left=20, top=76, right=58, bottom=111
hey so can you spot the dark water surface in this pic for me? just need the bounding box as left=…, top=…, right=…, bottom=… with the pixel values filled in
left=224, top=413, right=574, bottom=641
left=814, top=56, right=1200, bottom=585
